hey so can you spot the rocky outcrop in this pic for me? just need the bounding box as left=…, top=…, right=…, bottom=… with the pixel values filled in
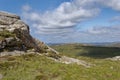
left=0, top=11, right=59, bottom=56
left=0, top=11, right=92, bottom=67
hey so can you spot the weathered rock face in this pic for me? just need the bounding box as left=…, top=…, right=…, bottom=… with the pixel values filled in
left=0, top=11, right=59, bottom=56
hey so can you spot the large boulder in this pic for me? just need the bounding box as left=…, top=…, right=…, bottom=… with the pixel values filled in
left=0, top=11, right=59, bottom=56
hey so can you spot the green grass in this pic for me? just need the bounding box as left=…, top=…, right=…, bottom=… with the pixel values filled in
left=0, top=44, right=120, bottom=80
left=0, top=54, right=120, bottom=80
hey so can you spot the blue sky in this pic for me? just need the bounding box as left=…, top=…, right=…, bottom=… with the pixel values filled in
left=0, top=0, right=120, bottom=43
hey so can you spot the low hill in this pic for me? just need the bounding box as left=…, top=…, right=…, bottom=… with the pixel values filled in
left=105, top=42, right=120, bottom=47
left=51, top=43, right=120, bottom=58
left=87, top=42, right=120, bottom=47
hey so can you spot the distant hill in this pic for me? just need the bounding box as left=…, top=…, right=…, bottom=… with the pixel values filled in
left=48, top=42, right=120, bottom=48
left=48, top=43, right=91, bottom=46
left=104, top=42, right=120, bottom=47
left=88, top=42, right=120, bottom=47
left=51, top=43, right=120, bottom=58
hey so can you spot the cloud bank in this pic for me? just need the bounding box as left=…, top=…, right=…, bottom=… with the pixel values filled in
left=22, top=0, right=100, bottom=34
left=22, top=0, right=120, bottom=43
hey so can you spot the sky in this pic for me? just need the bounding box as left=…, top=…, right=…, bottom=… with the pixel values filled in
left=0, top=0, right=120, bottom=43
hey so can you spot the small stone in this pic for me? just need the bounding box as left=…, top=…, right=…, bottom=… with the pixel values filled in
left=0, top=74, right=3, bottom=79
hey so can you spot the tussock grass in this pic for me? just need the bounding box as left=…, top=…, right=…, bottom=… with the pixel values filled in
left=0, top=44, right=120, bottom=80
left=0, top=54, right=120, bottom=80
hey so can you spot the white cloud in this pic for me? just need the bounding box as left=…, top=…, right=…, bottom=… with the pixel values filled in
left=22, top=0, right=100, bottom=34
left=110, top=16, right=120, bottom=22
left=22, top=0, right=120, bottom=35
left=100, top=0, right=120, bottom=11
left=21, top=0, right=120, bottom=43
left=86, top=25, right=120, bottom=35
left=22, top=5, right=31, bottom=12
left=60, top=25, right=120, bottom=43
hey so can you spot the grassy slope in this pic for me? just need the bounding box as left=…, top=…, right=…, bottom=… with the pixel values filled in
left=51, top=44, right=120, bottom=58
left=51, top=44, right=120, bottom=79
left=0, top=44, right=120, bottom=80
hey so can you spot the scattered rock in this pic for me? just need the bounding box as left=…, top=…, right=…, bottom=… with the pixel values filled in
left=0, top=74, right=3, bottom=80
left=107, top=56, right=120, bottom=61
left=59, top=56, right=91, bottom=68
left=49, top=56, right=91, bottom=68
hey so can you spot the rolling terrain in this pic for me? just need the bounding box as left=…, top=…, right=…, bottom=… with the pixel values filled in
left=1, top=44, right=120, bottom=80
left=86, top=42, right=120, bottom=47
left=51, top=43, right=120, bottom=58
